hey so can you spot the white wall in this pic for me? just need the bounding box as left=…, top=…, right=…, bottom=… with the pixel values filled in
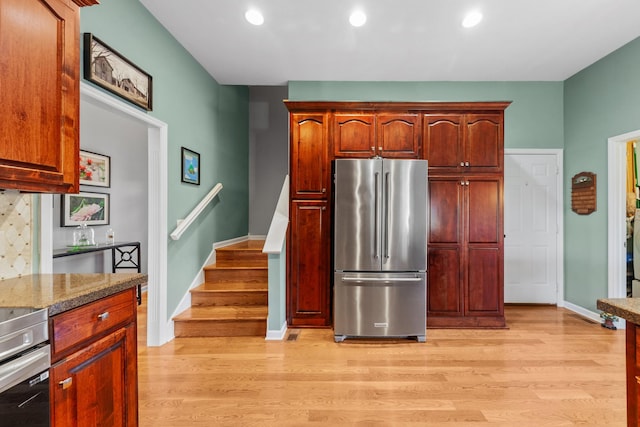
left=52, top=100, right=149, bottom=274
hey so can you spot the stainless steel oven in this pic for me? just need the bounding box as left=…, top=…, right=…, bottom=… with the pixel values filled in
left=0, top=308, right=50, bottom=427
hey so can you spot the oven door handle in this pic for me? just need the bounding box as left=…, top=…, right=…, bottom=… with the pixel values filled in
left=0, top=344, right=50, bottom=395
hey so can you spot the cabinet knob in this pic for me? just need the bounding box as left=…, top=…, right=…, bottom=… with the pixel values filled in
left=59, top=377, right=73, bottom=390
left=465, top=161, right=470, bottom=167
left=321, top=188, right=326, bottom=193
left=636, top=376, right=640, bottom=385
left=378, top=146, right=382, bottom=151
left=98, top=311, right=110, bottom=321
left=460, top=162, right=465, bottom=167
left=371, top=146, right=375, bottom=151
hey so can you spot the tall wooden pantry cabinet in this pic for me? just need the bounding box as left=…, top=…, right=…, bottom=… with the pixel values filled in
left=285, top=101, right=510, bottom=329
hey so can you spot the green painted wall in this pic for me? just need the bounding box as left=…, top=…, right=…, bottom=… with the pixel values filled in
left=81, top=0, right=249, bottom=317
left=564, top=37, right=640, bottom=311
left=288, top=81, right=565, bottom=149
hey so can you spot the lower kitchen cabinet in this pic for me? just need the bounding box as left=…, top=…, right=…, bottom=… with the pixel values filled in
left=626, top=323, right=640, bottom=426
left=50, top=288, right=138, bottom=427
left=427, top=176, right=505, bottom=327
left=288, top=200, right=331, bottom=327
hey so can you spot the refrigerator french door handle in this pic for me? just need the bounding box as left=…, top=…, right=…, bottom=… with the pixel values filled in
left=384, top=171, right=390, bottom=259
left=374, top=172, right=380, bottom=259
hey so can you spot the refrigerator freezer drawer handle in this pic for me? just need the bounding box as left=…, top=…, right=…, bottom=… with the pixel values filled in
left=341, top=277, right=423, bottom=283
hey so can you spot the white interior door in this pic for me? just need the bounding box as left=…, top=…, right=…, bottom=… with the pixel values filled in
left=504, top=152, right=560, bottom=303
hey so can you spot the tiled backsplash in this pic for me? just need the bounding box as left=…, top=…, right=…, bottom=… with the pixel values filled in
left=0, top=191, right=32, bottom=280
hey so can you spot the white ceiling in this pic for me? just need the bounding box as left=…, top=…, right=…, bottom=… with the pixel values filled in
left=139, top=0, right=640, bottom=86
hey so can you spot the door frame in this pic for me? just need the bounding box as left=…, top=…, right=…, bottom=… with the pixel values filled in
left=608, top=129, right=640, bottom=299
left=40, top=82, right=170, bottom=346
left=504, top=148, right=565, bottom=306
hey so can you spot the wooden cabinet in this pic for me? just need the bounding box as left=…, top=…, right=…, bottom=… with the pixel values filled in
left=626, top=323, right=640, bottom=427
left=288, top=200, right=330, bottom=326
left=286, top=101, right=509, bottom=329
left=50, top=288, right=138, bottom=427
left=334, top=112, right=420, bottom=158
left=424, top=113, right=503, bottom=173
left=0, top=0, right=97, bottom=192
left=427, top=175, right=505, bottom=327
left=290, top=113, right=330, bottom=199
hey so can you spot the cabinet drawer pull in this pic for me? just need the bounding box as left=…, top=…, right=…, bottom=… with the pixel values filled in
left=59, top=377, right=73, bottom=390
left=98, top=312, right=110, bottom=321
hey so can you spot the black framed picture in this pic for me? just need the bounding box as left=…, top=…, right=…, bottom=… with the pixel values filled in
left=61, top=191, right=110, bottom=227
left=83, top=33, right=153, bottom=111
left=181, top=147, right=200, bottom=185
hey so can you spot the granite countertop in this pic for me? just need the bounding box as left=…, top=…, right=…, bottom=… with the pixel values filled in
left=597, top=297, right=640, bottom=324
left=0, top=273, right=147, bottom=316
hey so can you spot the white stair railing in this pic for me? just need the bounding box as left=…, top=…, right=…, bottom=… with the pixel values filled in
left=170, top=183, right=223, bottom=240
left=263, top=176, right=289, bottom=254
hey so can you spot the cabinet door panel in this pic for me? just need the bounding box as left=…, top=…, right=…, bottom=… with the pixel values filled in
left=291, top=114, right=328, bottom=198
left=51, top=324, right=137, bottom=427
left=0, top=0, right=79, bottom=192
left=423, top=115, right=462, bottom=170
left=429, top=178, right=462, bottom=244
left=466, top=247, right=502, bottom=315
left=467, top=178, right=502, bottom=244
left=333, top=113, right=375, bottom=158
left=427, top=248, right=462, bottom=316
left=289, top=201, right=330, bottom=326
left=377, top=114, right=420, bottom=158
left=465, top=114, right=503, bottom=172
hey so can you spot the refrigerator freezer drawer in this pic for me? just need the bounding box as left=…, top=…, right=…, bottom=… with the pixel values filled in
left=334, top=272, right=426, bottom=342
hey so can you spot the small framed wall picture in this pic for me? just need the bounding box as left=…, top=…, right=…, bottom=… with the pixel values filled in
left=61, top=191, right=110, bottom=227
left=79, top=150, right=111, bottom=187
left=181, top=147, right=200, bottom=185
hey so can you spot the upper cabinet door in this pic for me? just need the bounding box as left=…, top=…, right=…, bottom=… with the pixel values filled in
left=333, top=113, right=376, bottom=158
left=0, top=0, right=86, bottom=192
left=376, top=113, right=420, bottom=158
left=464, top=114, right=503, bottom=173
left=423, top=114, right=463, bottom=171
left=290, top=113, right=329, bottom=199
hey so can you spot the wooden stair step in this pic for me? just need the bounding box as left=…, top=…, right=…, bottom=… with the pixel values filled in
left=191, top=283, right=268, bottom=306
left=173, top=306, right=267, bottom=337
left=195, top=281, right=267, bottom=291
left=216, top=240, right=267, bottom=268
left=204, top=265, right=268, bottom=282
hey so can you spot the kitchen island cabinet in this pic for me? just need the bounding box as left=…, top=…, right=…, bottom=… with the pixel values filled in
left=0, top=273, right=145, bottom=427
left=597, top=298, right=640, bottom=427
left=0, top=0, right=98, bottom=193
left=51, top=288, right=138, bottom=427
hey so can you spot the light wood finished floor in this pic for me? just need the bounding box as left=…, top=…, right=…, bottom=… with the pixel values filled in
left=137, top=296, right=627, bottom=426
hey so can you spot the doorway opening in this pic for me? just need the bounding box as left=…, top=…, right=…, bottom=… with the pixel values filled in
left=40, top=82, right=170, bottom=346
left=608, top=129, right=640, bottom=300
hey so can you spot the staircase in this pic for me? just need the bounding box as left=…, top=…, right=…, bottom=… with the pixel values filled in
left=172, top=240, right=268, bottom=337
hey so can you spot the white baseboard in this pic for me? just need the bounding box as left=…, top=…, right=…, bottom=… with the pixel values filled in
left=563, top=300, right=626, bottom=330
left=265, top=321, right=287, bottom=340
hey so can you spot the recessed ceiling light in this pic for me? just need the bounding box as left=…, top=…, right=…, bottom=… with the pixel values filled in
left=349, top=10, right=367, bottom=27
left=462, top=10, right=482, bottom=28
left=245, top=8, right=264, bottom=26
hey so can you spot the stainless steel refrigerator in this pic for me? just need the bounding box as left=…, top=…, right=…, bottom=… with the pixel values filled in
left=333, top=158, right=428, bottom=342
